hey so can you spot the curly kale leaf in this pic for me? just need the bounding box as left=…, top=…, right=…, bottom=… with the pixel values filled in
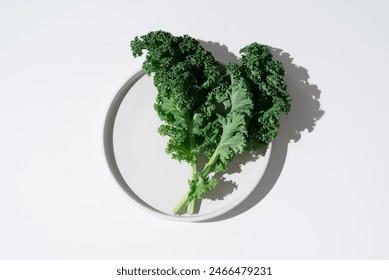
left=131, top=31, right=221, bottom=163
left=238, top=43, right=291, bottom=149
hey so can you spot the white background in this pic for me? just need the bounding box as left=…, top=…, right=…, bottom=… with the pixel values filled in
left=1, top=0, right=388, bottom=259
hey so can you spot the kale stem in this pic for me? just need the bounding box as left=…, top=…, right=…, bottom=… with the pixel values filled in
left=191, top=162, right=197, bottom=175
left=202, top=148, right=220, bottom=177
left=173, top=162, right=197, bottom=215
left=188, top=199, right=196, bottom=214
left=173, top=191, right=190, bottom=214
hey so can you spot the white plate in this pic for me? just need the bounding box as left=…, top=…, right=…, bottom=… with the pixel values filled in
left=105, top=70, right=271, bottom=222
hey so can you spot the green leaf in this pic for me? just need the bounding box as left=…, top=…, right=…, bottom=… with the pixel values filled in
left=157, top=96, right=188, bottom=128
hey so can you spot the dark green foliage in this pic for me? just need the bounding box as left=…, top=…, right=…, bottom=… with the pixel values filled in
left=131, top=31, right=291, bottom=214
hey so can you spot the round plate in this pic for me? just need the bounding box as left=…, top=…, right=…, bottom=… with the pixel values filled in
left=104, top=70, right=271, bottom=222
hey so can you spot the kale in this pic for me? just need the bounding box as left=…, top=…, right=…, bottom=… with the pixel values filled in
left=131, top=31, right=291, bottom=214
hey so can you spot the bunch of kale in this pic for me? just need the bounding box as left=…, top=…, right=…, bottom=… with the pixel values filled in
left=131, top=31, right=291, bottom=214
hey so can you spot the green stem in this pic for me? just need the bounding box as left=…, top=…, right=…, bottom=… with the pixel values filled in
left=202, top=147, right=220, bottom=177
left=174, top=114, right=205, bottom=215
left=187, top=199, right=196, bottom=214
left=191, top=162, right=197, bottom=176
left=173, top=162, right=197, bottom=215
left=173, top=191, right=190, bottom=214
left=174, top=140, right=222, bottom=215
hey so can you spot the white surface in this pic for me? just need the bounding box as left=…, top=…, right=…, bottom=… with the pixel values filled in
left=111, top=72, right=271, bottom=221
left=0, top=0, right=388, bottom=259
